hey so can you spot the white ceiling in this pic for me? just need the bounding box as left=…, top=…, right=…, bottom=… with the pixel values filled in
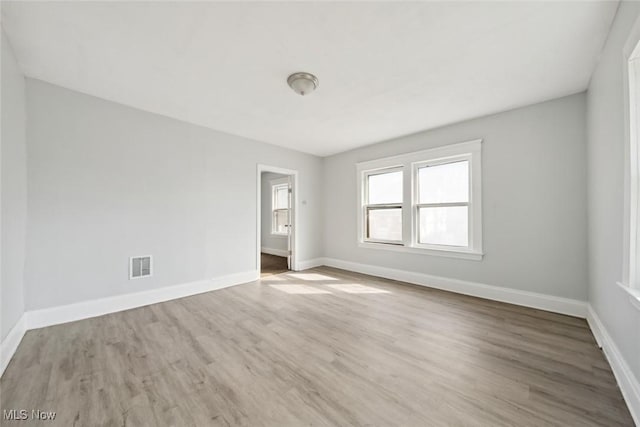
left=1, top=1, right=618, bottom=157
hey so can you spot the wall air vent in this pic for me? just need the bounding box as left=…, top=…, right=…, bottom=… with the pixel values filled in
left=130, top=255, right=152, bottom=279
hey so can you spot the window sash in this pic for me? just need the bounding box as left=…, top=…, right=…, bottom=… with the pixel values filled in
left=271, top=181, right=290, bottom=235
left=416, top=160, right=470, bottom=205
left=272, top=208, right=289, bottom=235
left=364, top=168, right=403, bottom=205
left=415, top=204, right=470, bottom=248
left=364, top=205, right=403, bottom=244
left=273, top=183, right=289, bottom=210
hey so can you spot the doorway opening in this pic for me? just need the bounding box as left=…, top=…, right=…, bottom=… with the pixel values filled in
left=257, top=165, right=298, bottom=277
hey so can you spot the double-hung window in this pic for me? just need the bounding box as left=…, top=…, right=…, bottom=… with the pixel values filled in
left=271, top=180, right=290, bottom=235
left=357, top=140, right=483, bottom=260
left=364, top=169, right=403, bottom=243
left=415, top=159, right=470, bottom=248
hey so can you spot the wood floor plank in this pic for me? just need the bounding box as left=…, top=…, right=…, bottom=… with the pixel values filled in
left=0, top=267, right=634, bottom=426
left=260, top=253, right=289, bottom=277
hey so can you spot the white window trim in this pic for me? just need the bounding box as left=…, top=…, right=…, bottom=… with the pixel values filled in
left=620, top=18, right=640, bottom=310
left=271, top=178, right=289, bottom=237
left=356, top=139, right=483, bottom=261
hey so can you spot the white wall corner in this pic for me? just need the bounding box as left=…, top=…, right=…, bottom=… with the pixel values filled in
left=586, top=305, right=640, bottom=425
left=0, top=314, right=27, bottom=377
left=320, top=258, right=587, bottom=318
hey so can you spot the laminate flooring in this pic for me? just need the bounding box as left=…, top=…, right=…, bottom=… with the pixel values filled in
left=0, top=267, right=634, bottom=426
left=260, top=253, right=289, bottom=277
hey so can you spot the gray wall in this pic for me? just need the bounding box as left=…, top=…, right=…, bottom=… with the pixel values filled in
left=587, top=1, right=640, bottom=385
left=1, top=30, right=27, bottom=339
left=324, top=93, right=588, bottom=300
left=24, top=79, right=323, bottom=310
left=261, top=172, right=288, bottom=253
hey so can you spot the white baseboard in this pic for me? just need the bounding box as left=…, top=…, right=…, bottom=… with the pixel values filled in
left=261, top=247, right=288, bottom=257
left=320, top=257, right=587, bottom=318
left=297, top=258, right=325, bottom=271
left=0, top=270, right=258, bottom=378
left=27, top=270, right=259, bottom=330
left=1, top=314, right=27, bottom=377
left=587, top=305, right=640, bottom=425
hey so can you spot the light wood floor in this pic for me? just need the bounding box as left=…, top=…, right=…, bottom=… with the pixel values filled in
left=260, top=253, right=289, bottom=277
left=0, top=267, right=634, bottom=426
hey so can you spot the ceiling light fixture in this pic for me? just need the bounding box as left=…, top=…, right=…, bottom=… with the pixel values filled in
left=287, top=72, right=319, bottom=96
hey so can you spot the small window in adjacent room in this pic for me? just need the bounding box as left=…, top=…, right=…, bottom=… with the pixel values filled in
left=364, top=169, right=403, bottom=243
left=272, top=181, right=290, bottom=235
left=357, top=139, right=482, bottom=260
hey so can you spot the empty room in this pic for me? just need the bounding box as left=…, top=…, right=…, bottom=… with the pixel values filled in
left=1, top=1, right=639, bottom=425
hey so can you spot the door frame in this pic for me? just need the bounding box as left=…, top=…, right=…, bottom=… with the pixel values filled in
left=257, top=164, right=299, bottom=272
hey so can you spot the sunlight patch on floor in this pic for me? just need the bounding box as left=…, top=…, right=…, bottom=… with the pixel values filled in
left=261, top=275, right=286, bottom=281
left=326, top=284, right=391, bottom=294
left=287, top=273, right=339, bottom=281
left=269, top=281, right=392, bottom=295
left=269, top=285, right=333, bottom=294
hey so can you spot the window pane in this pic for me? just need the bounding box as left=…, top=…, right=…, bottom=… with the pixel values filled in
left=368, top=170, right=402, bottom=204
left=141, top=257, right=151, bottom=276
left=367, top=208, right=402, bottom=241
left=132, top=259, right=141, bottom=277
left=275, top=185, right=288, bottom=209
left=419, top=206, right=468, bottom=246
left=274, top=209, right=289, bottom=233
left=418, top=161, right=469, bottom=204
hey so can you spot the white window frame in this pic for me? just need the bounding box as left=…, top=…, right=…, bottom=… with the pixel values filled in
left=412, top=154, right=475, bottom=252
left=362, top=167, right=404, bottom=245
left=620, top=20, right=640, bottom=309
left=271, top=178, right=290, bottom=236
left=356, top=139, right=483, bottom=261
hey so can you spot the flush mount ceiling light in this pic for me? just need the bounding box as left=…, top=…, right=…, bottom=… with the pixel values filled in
left=287, top=72, right=319, bottom=96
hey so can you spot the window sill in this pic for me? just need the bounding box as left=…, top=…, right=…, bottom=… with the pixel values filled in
left=358, top=241, right=483, bottom=261
left=616, top=282, right=640, bottom=311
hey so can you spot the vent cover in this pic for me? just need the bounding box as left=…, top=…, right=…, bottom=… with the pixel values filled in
left=130, top=255, right=152, bottom=279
